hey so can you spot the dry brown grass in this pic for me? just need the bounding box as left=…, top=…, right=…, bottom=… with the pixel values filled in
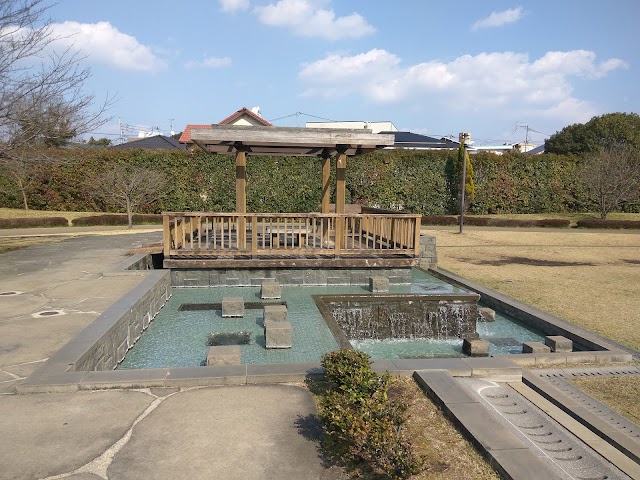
left=429, top=229, right=640, bottom=351
left=570, top=376, right=640, bottom=426
left=0, top=236, right=68, bottom=253
left=0, top=207, right=108, bottom=222
left=395, top=377, right=499, bottom=479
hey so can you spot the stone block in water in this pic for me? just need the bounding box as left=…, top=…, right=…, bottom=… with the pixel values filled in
left=463, top=338, right=489, bottom=357
left=206, top=345, right=241, bottom=366
left=478, top=307, right=496, bottom=322
left=544, top=336, right=573, bottom=352
left=264, top=320, right=292, bottom=349
left=263, top=304, right=287, bottom=324
left=222, top=297, right=244, bottom=317
left=369, top=276, right=389, bottom=293
left=522, top=342, right=550, bottom=354
left=261, top=281, right=281, bottom=299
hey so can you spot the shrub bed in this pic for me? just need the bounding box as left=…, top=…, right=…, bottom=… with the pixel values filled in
left=421, top=215, right=458, bottom=225
left=0, top=217, right=68, bottom=229
left=461, top=217, right=570, bottom=228
left=576, top=219, right=640, bottom=229
left=72, top=214, right=163, bottom=226
left=318, top=349, right=423, bottom=479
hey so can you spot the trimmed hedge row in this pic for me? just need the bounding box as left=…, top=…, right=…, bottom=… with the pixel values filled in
left=461, top=217, right=570, bottom=228
left=72, top=214, right=163, bottom=226
left=0, top=217, right=68, bottom=229
left=0, top=147, right=637, bottom=217
left=576, top=219, right=640, bottom=229
left=421, top=216, right=570, bottom=228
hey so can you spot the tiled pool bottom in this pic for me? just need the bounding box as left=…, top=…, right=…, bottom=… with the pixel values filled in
left=117, top=270, right=545, bottom=369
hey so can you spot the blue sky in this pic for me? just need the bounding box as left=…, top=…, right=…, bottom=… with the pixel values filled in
left=45, top=0, right=639, bottom=146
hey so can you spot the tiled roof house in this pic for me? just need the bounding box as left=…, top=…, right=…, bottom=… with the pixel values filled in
left=179, top=107, right=272, bottom=144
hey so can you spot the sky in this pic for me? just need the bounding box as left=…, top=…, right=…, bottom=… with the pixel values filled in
left=42, top=0, right=639, bottom=146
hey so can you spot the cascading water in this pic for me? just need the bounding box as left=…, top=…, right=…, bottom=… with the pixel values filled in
left=329, top=295, right=479, bottom=341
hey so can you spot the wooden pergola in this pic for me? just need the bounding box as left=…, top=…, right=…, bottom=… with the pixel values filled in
left=163, top=125, right=422, bottom=268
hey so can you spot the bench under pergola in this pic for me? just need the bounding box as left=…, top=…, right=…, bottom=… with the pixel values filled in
left=162, top=125, right=422, bottom=268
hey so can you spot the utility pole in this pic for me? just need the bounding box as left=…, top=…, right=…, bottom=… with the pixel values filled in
left=459, top=132, right=469, bottom=234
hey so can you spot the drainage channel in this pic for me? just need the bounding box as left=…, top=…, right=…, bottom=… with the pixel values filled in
left=457, top=377, right=633, bottom=480
left=529, top=369, right=640, bottom=443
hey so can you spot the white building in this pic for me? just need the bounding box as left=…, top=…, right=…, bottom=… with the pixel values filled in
left=305, top=121, right=398, bottom=133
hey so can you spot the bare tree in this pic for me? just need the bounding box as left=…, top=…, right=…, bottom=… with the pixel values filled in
left=582, top=145, right=640, bottom=219
left=92, top=164, right=168, bottom=228
left=0, top=0, right=113, bottom=208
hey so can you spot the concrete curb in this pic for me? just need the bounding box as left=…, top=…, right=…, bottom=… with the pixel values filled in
left=414, top=370, right=561, bottom=480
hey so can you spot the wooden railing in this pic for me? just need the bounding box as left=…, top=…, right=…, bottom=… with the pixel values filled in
left=163, top=212, right=421, bottom=258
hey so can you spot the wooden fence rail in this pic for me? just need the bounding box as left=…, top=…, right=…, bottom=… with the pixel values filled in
left=163, top=212, right=421, bottom=258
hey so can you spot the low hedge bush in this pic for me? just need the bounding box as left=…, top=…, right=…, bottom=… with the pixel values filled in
left=0, top=217, right=68, bottom=229
left=576, top=219, right=640, bottom=229
left=318, top=349, right=423, bottom=479
left=461, top=217, right=570, bottom=228
left=421, top=215, right=458, bottom=226
left=72, top=214, right=163, bottom=226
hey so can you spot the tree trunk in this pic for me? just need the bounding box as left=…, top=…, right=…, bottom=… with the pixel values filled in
left=18, top=179, right=29, bottom=210
left=126, top=197, right=133, bottom=229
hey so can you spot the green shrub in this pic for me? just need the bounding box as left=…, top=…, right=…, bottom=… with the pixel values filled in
left=319, top=349, right=423, bottom=479
left=72, top=215, right=129, bottom=226
left=576, top=219, right=640, bottom=229
left=0, top=217, right=68, bottom=229
left=421, top=215, right=458, bottom=226
left=461, top=217, right=570, bottom=228
left=72, top=214, right=163, bottom=226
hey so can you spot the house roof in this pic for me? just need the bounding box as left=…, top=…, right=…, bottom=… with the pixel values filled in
left=380, top=131, right=459, bottom=149
left=218, top=107, right=273, bottom=127
left=111, top=135, right=186, bottom=150
left=525, top=144, right=545, bottom=155
left=178, top=124, right=211, bottom=143
left=179, top=107, right=273, bottom=144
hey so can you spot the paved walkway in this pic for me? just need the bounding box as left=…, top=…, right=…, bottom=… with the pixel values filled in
left=0, top=232, right=343, bottom=480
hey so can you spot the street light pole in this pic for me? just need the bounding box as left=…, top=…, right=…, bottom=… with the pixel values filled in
left=459, top=133, right=468, bottom=234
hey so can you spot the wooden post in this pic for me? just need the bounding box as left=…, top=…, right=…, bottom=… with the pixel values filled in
left=321, top=155, right=331, bottom=245
left=321, top=155, right=331, bottom=214
left=236, top=150, right=247, bottom=249
left=163, top=214, right=171, bottom=257
left=335, top=152, right=347, bottom=252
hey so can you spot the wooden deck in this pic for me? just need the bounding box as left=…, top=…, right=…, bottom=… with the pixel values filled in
left=163, top=212, right=421, bottom=268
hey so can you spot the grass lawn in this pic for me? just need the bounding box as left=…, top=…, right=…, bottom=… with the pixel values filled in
left=428, top=228, right=640, bottom=352
left=0, top=236, right=69, bottom=253
left=0, top=207, right=110, bottom=223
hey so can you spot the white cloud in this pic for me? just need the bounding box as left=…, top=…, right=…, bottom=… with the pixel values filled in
left=298, top=48, right=627, bottom=123
left=185, top=56, right=232, bottom=69
left=255, top=0, right=374, bottom=40
left=472, top=7, right=524, bottom=31
left=50, top=21, right=166, bottom=72
left=219, top=0, right=250, bottom=12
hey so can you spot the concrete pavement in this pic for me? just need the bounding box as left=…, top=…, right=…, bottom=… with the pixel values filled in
left=0, top=232, right=343, bottom=480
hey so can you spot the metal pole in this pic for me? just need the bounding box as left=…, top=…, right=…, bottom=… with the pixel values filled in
left=459, top=139, right=467, bottom=234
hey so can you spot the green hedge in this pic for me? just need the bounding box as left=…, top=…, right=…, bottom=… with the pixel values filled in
left=72, top=214, right=163, bottom=226
left=576, top=219, right=640, bottom=229
left=0, top=217, right=69, bottom=228
left=0, top=147, right=610, bottom=216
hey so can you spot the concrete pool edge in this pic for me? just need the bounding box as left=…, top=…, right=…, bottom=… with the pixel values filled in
left=17, top=258, right=637, bottom=393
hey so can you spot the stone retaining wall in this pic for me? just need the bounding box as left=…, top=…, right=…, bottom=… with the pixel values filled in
left=171, top=267, right=412, bottom=287
left=73, top=269, right=171, bottom=371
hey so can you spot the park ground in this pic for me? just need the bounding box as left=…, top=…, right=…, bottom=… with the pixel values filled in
left=0, top=210, right=638, bottom=478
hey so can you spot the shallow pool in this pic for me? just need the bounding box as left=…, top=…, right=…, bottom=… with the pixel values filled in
left=118, top=269, right=545, bottom=369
